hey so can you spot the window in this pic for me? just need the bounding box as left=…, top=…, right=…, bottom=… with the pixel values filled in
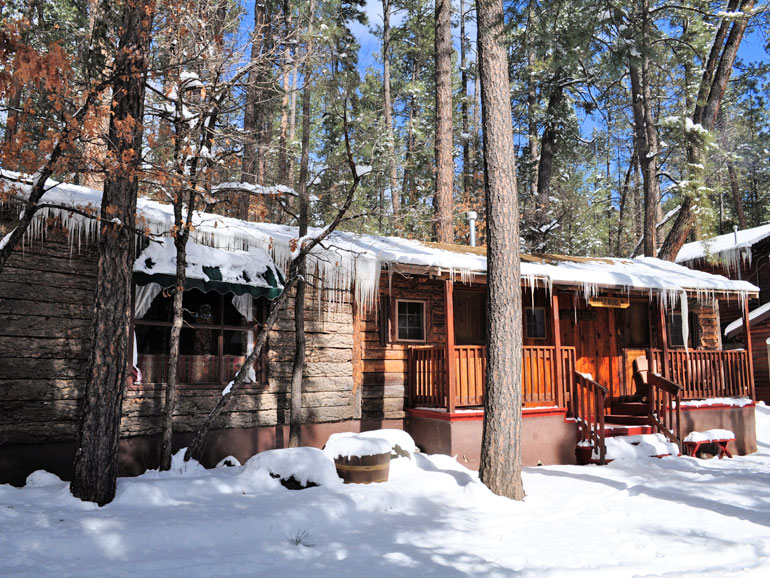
left=525, top=308, right=547, bottom=339
left=135, top=289, right=268, bottom=385
left=396, top=300, right=426, bottom=341
left=667, top=312, right=699, bottom=348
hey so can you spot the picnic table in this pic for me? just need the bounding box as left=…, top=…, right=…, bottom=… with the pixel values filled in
left=683, top=429, right=735, bottom=459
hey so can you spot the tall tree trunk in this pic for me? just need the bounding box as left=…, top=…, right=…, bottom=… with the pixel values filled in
left=383, top=0, right=400, bottom=229
left=256, top=7, right=275, bottom=188
left=434, top=0, right=454, bottom=242
left=401, top=61, right=416, bottom=206
left=159, top=230, right=186, bottom=470
left=460, top=0, right=472, bottom=205
left=525, top=0, right=538, bottom=226
left=476, top=0, right=524, bottom=501
left=288, top=64, right=298, bottom=188
left=658, top=0, right=755, bottom=261
left=472, top=61, right=483, bottom=211
left=277, top=0, right=292, bottom=185
left=727, top=161, right=747, bottom=229
left=240, top=1, right=268, bottom=218
left=70, top=0, right=154, bottom=506
left=628, top=57, right=659, bottom=257
left=533, top=79, right=564, bottom=248
left=289, top=0, right=315, bottom=449
left=615, top=145, right=637, bottom=255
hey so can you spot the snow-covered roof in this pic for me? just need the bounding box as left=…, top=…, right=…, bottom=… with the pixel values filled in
left=724, top=301, right=770, bottom=339
left=1, top=171, right=759, bottom=311
left=676, top=223, right=770, bottom=272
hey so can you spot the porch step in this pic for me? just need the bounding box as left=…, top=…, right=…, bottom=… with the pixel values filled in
left=603, top=423, right=654, bottom=436
left=605, top=414, right=650, bottom=426
left=610, top=402, right=648, bottom=416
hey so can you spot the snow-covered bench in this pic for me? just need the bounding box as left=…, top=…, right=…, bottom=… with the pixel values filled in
left=683, top=429, right=735, bottom=459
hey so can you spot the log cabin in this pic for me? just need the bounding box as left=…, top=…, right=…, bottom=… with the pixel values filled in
left=0, top=172, right=761, bottom=484
left=677, top=224, right=770, bottom=402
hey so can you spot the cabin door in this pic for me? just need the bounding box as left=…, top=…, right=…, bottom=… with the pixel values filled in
left=560, top=305, right=622, bottom=397
left=454, top=289, right=486, bottom=345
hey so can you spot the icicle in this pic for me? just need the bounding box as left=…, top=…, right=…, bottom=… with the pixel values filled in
left=680, top=290, right=689, bottom=351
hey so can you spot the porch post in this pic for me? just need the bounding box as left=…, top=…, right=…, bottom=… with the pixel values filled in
left=742, top=297, right=756, bottom=400
left=658, top=301, right=670, bottom=378
left=444, top=278, right=457, bottom=413
left=551, top=292, right=563, bottom=408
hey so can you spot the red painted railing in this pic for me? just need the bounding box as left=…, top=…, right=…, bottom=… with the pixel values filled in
left=408, top=345, right=576, bottom=410
left=648, top=349, right=752, bottom=399
left=648, top=372, right=682, bottom=448
left=572, top=371, right=608, bottom=464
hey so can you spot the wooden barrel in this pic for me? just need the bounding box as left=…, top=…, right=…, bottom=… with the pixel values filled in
left=333, top=452, right=390, bottom=484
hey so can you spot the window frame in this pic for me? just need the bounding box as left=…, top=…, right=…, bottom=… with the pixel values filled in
left=525, top=307, right=547, bottom=340
left=133, top=289, right=269, bottom=388
left=394, top=298, right=427, bottom=343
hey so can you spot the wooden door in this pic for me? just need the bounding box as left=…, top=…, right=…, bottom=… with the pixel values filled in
left=559, top=302, right=622, bottom=397
left=454, top=289, right=486, bottom=345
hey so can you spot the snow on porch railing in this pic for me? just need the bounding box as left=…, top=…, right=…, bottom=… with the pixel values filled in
left=648, top=349, right=753, bottom=400
left=408, top=345, right=576, bottom=410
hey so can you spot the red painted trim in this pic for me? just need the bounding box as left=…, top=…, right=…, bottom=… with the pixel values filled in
left=407, top=406, right=567, bottom=422
left=407, top=408, right=484, bottom=421
left=522, top=406, right=568, bottom=417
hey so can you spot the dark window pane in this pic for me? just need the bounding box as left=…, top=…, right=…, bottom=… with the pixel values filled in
left=525, top=308, right=546, bottom=339
left=397, top=301, right=425, bottom=341
left=668, top=314, right=684, bottom=347
left=141, top=292, right=173, bottom=322
left=223, top=296, right=253, bottom=326
left=180, top=328, right=217, bottom=355
left=223, top=331, right=249, bottom=356
left=135, top=325, right=170, bottom=354
left=183, top=290, right=221, bottom=325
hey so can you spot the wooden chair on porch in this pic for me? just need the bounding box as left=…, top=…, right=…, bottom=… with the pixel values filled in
left=632, top=357, right=650, bottom=403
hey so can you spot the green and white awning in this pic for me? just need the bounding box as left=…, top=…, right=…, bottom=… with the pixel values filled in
left=133, top=238, right=284, bottom=299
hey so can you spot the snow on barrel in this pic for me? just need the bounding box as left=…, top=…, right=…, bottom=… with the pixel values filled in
left=324, top=433, right=392, bottom=484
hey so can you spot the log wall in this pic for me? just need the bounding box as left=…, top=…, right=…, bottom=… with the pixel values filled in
left=0, top=227, right=95, bottom=445
left=0, top=219, right=361, bottom=452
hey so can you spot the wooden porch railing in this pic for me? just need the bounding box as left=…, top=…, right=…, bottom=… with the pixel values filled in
left=648, top=349, right=752, bottom=399
left=648, top=372, right=682, bottom=449
left=408, top=345, right=576, bottom=410
left=572, top=371, right=608, bottom=465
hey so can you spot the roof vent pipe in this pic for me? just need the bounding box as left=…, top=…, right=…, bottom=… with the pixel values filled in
left=466, top=211, right=478, bottom=247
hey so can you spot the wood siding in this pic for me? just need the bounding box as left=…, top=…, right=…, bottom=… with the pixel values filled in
left=0, top=221, right=362, bottom=446
left=359, top=274, right=458, bottom=421
left=0, top=228, right=95, bottom=444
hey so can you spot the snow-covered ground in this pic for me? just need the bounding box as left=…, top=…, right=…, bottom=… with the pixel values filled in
left=2, top=408, right=770, bottom=577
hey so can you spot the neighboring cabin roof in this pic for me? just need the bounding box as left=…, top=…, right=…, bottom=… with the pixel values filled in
left=676, top=223, right=770, bottom=266
left=1, top=171, right=758, bottom=309
left=724, top=301, right=770, bottom=339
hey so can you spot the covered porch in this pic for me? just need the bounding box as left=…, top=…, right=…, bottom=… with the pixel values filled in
left=407, top=279, right=756, bottom=413
left=404, top=274, right=757, bottom=466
